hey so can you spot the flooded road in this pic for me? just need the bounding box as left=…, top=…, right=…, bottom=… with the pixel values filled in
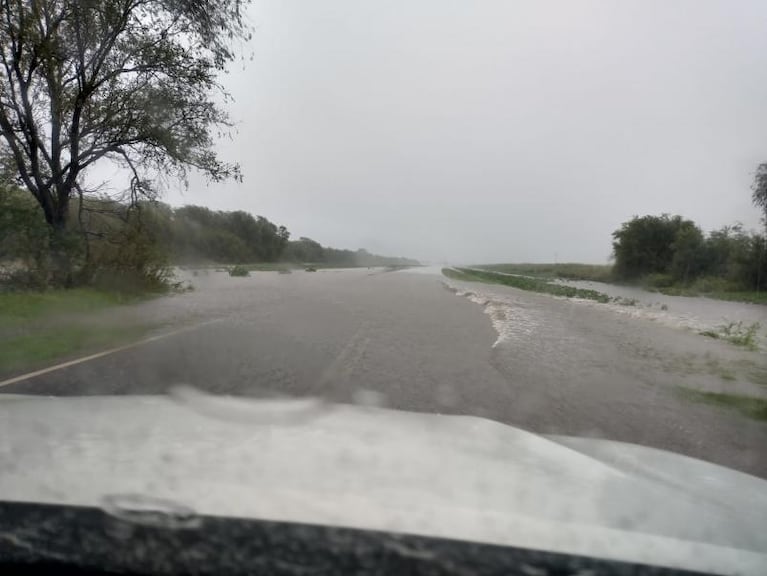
left=3, top=267, right=766, bottom=477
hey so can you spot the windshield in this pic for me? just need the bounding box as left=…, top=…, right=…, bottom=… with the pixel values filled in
left=1, top=1, right=766, bottom=575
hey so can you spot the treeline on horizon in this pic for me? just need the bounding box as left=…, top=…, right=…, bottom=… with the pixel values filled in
left=0, top=187, right=418, bottom=290
left=169, top=203, right=418, bottom=268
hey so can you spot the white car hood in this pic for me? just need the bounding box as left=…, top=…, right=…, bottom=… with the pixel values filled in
left=1, top=391, right=766, bottom=575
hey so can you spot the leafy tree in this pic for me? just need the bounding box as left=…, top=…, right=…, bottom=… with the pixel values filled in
left=283, top=237, right=325, bottom=263
left=703, top=224, right=741, bottom=278
left=612, top=214, right=697, bottom=280
left=670, top=222, right=705, bottom=283
left=87, top=201, right=172, bottom=291
left=281, top=237, right=418, bottom=267
left=0, top=0, right=250, bottom=282
left=612, top=214, right=767, bottom=291
left=169, top=205, right=289, bottom=263
left=753, top=162, right=767, bottom=226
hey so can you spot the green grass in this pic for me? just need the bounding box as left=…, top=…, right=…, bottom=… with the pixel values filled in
left=228, top=265, right=250, bottom=277
left=442, top=267, right=610, bottom=303
left=702, top=357, right=738, bottom=381
left=244, top=262, right=296, bottom=271
left=676, top=387, right=767, bottom=421
left=700, top=330, right=720, bottom=339
left=699, top=321, right=761, bottom=350
left=612, top=296, right=639, bottom=306
left=474, top=262, right=613, bottom=282
left=475, top=265, right=767, bottom=306
left=0, top=287, right=155, bottom=377
left=0, top=288, right=143, bottom=323
left=749, top=369, right=767, bottom=387
left=0, top=324, right=149, bottom=376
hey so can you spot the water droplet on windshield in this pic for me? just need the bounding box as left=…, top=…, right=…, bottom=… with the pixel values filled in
left=168, top=385, right=330, bottom=426
left=352, top=388, right=387, bottom=408
left=101, top=493, right=201, bottom=529
left=436, top=383, right=458, bottom=408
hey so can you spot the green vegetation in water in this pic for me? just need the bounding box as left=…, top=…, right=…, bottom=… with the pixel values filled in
left=245, top=262, right=296, bottom=272
left=442, top=268, right=610, bottom=303
left=183, top=262, right=295, bottom=272
left=611, top=296, right=639, bottom=307
left=749, top=369, right=767, bottom=387
left=228, top=265, right=250, bottom=277
left=700, top=321, right=761, bottom=350
left=475, top=263, right=613, bottom=282
left=676, top=387, right=767, bottom=421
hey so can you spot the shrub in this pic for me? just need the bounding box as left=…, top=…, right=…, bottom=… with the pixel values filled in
left=644, top=273, right=674, bottom=288
left=229, top=265, right=250, bottom=277
left=689, top=276, right=730, bottom=293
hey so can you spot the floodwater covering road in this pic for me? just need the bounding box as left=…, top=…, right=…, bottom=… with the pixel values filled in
left=2, top=267, right=766, bottom=478
left=557, top=278, right=767, bottom=350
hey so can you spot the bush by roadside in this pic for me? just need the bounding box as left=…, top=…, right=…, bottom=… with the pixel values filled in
left=1, top=186, right=175, bottom=293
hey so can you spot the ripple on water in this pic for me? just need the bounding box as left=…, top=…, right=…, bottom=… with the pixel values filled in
left=452, top=287, right=542, bottom=348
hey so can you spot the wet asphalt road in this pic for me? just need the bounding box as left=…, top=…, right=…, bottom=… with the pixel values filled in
left=3, top=267, right=767, bottom=477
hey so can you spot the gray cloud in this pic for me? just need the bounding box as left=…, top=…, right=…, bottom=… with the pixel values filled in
left=167, top=0, right=766, bottom=263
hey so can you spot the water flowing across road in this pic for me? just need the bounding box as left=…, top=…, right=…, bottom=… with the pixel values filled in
left=3, top=266, right=766, bottom=477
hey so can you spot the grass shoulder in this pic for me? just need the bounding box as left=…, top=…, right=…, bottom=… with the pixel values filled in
left=0, top=288, right=147, bottom=323
left=655, top=286, right=767, bottom=305
left=676, top=387, right=767, bottom=421
left=475, top=263, right=767, bottom=306
left=474, top=262, right=613, bottom=282
left=0, top=287, right=159, bottom=378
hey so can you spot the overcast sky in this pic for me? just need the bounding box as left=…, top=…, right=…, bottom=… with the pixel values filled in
left=164, top=0, right=767, bottom=263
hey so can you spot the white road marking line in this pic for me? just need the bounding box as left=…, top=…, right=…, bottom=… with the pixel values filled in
left=0, top=318, right=224, bottom=388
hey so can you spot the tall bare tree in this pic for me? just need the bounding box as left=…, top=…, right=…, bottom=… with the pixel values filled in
left=0, top=0, right=249, bottom=282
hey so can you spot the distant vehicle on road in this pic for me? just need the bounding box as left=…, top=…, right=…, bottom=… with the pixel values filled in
left=305, top=266, right=317, bottom=272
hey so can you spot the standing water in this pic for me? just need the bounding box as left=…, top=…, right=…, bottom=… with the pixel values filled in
left=557, top=279, right=767, bottom=350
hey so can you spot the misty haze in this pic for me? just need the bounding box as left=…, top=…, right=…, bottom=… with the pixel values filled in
left=1, top=2, right=767, bottom=575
